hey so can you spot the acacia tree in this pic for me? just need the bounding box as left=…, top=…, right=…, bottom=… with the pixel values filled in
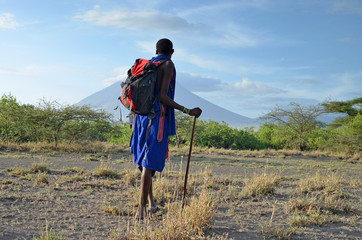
left=322, top=97, right=362, bottom=128
left=259, top=102, right=324, bottom=151
left=322, top=98, right=362, bottom=152
left=33, top=100, right=112, bottom=145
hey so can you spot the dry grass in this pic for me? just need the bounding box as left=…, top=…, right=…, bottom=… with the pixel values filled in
left=286, top=171, right=355, bottom=228
left=112, top=190, right=216, bottom=240
left=259, top=224, right=298, bottom=240
left=153, top=173, right=183, bottom=204
left=119, top=169, right=140, bottom=186
left=169, top=145, right=362, bottom=162
left=1, top=140, right=360, bottom=161
left=32, top=221, right=63, bottom=240
left=94, top=160, right=119, bottom=178
left=295, top=171, right=353, bottom=214
left=297, top=171, right=343, bottom=194
left=106, top=166, right=218, bottom=240
left=58, top=175, right=85, bottom=183
left=29, top=163, right=50, bottom=173
left=2, top=146, right=361, bottom=240
left=241, top=172, right=279, bottom=198
left=0, top=140, right=129, bottom=154
left=8, top=167, right=27, bottom=176
left=63, top=166, right=85, bottom=174
left=288, top=206, right=337, bottom=227
left=2, top=179, right=14, bottom=185
left=102, top=205, right=122, bottom=215
left=321, top=192, right=352, bottom=213
left=34, top=172, right=49, bottom=185
left=102, top=205, right=134, bottom=216
left=259, top=205, right=298, bottom=239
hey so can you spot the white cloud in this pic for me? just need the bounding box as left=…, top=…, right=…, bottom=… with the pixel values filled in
left=0, top=66, right=21, bottom=74
left=74, top=8, right=199, bottom=33
left=286, top=75, right=321, bottom=86
left=0, top=64, right=108, bottom=81
left=328, top=71, right=362, bottom=97
left=0, top=65, right=42, bottom=75
left=0, top=13, right=19, bottom=29
left=226, top=77, right=286, bottom=95
left=136, top=41, right=156, bottom=54
left=218, top=31, right=259, bottom=48
left=177, top=49, right=228, bottom=72
left=213, top=23, right=262, bottom=48
left=176, top=47, right=275, bottom=74
left=103, top=66, right=129, bottom=86
left=73, top=6, right=265, bottom=49
left=179, top=1, right=269, bottom=19
left=278, top=71, right=362, bottom=103
left=337, top=37, right=356, bottom=44
left=328, top=0, right=362, bottom=14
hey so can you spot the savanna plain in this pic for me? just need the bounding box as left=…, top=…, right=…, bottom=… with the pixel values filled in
left=0, top=144, right=361, bottom=240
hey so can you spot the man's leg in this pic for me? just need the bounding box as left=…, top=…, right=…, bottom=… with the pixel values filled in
left=148, top=179, right=158, bottom=212
left=138, top=167, right=152, bottom=219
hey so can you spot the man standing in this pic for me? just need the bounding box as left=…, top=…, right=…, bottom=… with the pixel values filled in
left=130, top=38, right=202, bottom=219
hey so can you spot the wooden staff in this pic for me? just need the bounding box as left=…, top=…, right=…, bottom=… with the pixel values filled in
left=181, top=116, right=197, bottom=209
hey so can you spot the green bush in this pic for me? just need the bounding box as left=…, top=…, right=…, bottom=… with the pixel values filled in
left=174, top=117, right=265, bottom=150
left=0, top=94, right=112, bottom=145
left=1, top=93, right=360, bottom=154
left=105, top=122, right=132, bottom=144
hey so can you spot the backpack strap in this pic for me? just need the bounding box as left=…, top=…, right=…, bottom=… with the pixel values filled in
left=142, top=112, right=155, bottom=163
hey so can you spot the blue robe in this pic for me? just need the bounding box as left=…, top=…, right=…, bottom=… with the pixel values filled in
left=130, top=54, right=176, bottom=172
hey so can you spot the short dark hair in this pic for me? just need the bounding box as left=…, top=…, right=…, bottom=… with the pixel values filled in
left=156, top=38, right=173, bottom=55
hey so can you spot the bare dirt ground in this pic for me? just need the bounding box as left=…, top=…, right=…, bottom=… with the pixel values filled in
left=0, top=149, right=361, bottom=240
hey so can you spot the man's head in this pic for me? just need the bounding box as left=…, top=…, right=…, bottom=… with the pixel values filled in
left=156, top=38, right=174, bottom=57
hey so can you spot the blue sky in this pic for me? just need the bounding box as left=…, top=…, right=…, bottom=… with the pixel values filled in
left=1, top=0, right=361, bottom=118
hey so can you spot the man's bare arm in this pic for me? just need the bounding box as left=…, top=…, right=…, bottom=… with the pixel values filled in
left=158, top=61, right=202, bottom=117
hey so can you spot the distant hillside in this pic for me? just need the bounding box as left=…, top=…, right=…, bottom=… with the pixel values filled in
left=77, top=81, right=257, bottom=128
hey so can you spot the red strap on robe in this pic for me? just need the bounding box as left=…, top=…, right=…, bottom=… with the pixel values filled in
left=165, top=141, right=169, bottom=159
left=157, top=104, right=166, bottom=142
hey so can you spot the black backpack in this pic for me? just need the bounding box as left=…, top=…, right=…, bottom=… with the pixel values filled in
left=119, top=58, right=166, bottom=116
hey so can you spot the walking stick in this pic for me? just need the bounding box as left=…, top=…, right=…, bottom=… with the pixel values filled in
left=181, top=116, right=197, bottom=209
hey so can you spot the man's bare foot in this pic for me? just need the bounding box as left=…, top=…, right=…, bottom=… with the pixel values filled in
left=135, top=206, right=147, bottom=221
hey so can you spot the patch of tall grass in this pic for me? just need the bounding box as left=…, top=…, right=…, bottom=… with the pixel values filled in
left=259, top=205, right=298, bottom=240
left=297, top=171, right=343, bottom=194
left=34, top=172, right=49, bottom=185
left=119, top=169, right=140, bottom=187
left=112, top=189, right=216, bottom=240
left=94, top=160, right=119, bottom=178
left=241, top=172, right=279, bottom=198
left=32, top=221, right=62, bottom=240
left=8, top=167, right=27, bottom=176
left=29, top=163, right=50, bottom=173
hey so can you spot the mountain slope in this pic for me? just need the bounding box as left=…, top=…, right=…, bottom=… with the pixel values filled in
left=77, top=81, right=257, bottom=127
